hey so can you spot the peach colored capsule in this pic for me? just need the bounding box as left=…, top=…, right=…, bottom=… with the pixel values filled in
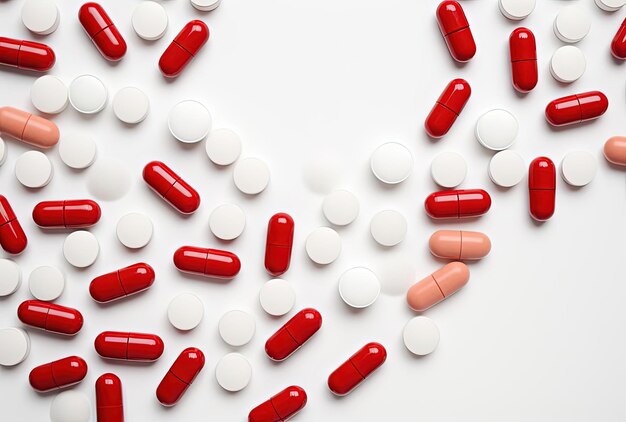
left=604, top=136, right=626, bottom=167
left=0, top=106, right=59, bottom=148
left=407, top=262, right=469, bottom=312
left=429, top=230, right=491, bottom=261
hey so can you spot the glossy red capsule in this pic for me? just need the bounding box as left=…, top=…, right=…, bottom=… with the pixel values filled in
left=265, top=308, right=322, bottom=361
left=248, top=386, right=308, bottom=422
left=509, top=27, right=537, bottom=93
left=424, top=189, right=491, bottom=219
left=95, top=331, right=164, bottom=361
left=78, top=2, right=126, bottom=61
left=156, top=347, right=205, bottom=406
left=29, top=356, right=88, bottom=392
left=424, top=78, right=471, bottom=138
left=159, top=20, right=209, bottom=78
left=328, top=342, right=387, bottom=396
left=143, top=161, right=200, bottom=214
left=18, top=300, right=83, bottom=335
left=89, top=263, right=155, bottom=303
left=173, top=246, right=241, bottom=279
left=529, top=157, right=555, bottom=221
left=436, top=1, right=476, bottom=62
left=96, top=373, right=124, bottom=422
left=0, top=37, right=55, bottom=71
left=0, top=195, right=27, bottom=255
left=545, top=91, right=608, bottom=127
left=32, top=199, right=101, bottom=228
left=611, top=18, right=626, bottom=59
left=265, top=213, right=295, bottom=277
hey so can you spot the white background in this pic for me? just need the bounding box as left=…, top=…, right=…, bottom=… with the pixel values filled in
left=1, top=0, right=626, bottom=420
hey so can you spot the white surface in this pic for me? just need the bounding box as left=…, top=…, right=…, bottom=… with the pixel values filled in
left=31, top=75, right=68, bottom=114
left=430, top=151, right=467, bottom=188
left=218, top=310, right=256, bottom=347
left=489, top=150, right=525, bottom=188
left=69, top=75, right=108, bottom=114
left=49, top=391, right=91, bottom=422
left=132, top=1, right=168, bottom=40
left=205, top=128, right=242, bottom=166
left=86, top=158, right=131, bottom=201
left=0, top=328, right=30, bottom=366
left=209, top=203, right=246, bottom=240
left=21, top=0, right=59, bottom=35
left=499, top=0, right=535, bottom=20
left=561, top=151, right=597, bottom=187
left=233, top=157, right=270, bottom=194
left=475, top=109, right=518, bottom=151
left=29, top=265, right=65, bottom=301
left=338, top=267, right=380, bottom=308
left=259, top=278, right=296, bottom=316
left=167, top=292, right=204, bottom=331
left=15, top=151, right=53, bottom=188
left=215, top=353, right=252, bottom=392
left=305, top=227, right=342, bottom=264
left=113, top=87, right=150, bottom=124
left=403, top=316, right=440, bottom=356
left=58, top=132, right=97, bottom=169
left=63, top=231, right=99, bottom=268
left=554, top=5, right=591, bottom=43
left=550, top=46, right=586, bottom=83
left=370, top=142, right=413, bottom=184
left=191, top=0, right=221, bottom=12
left=168, top=100, right=212, bottom=143
left=595, top=0, right=626, bottom=12
left=322, top=189, right=359, bottom=226
left=116, top=212, right=153, bottom=248
left=0, top=259, right=21, bottom=297
left=0, top=137, right=5, bottom=166
left=370, top=210, right=407, bottom=247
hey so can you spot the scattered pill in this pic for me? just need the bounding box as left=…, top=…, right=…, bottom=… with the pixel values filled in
left=596, top=0, right=626, bottom=11
left=31, top=75, right=68, bottom=114
left=259, top=278, right=296, bottom=316
left=21, top=0, right=59, bottom=35
left=95, top=331, right=164, bottom=361
left=431, top=151, right=467, bottom=188
left=78, top=2, right=127, bottom=61
left=370, top=210, right=407, bottom=247
left=529, top=157, right=556, bottom=221
left=370, top=142, right=413, bottom=184
left=168, top=292, right=204, bottom=331
left=156, top=347, right=205, bottom=406
left=424, top=78, right=471, bottom=138
left=96, top=373, right=124, bottom=422
left=143, top=161, right=201, bottom=214
left=90, top=262, right=155, bottom=303
left=475, top=109, right=518, bottom=151
left=509, top=27, right=538, bottom=93
left=425, top=189, right=492, bottom=219
left=233, top=157, right=270, bottom=194
left=18, top=300, right=83, bottom=335
left=0, top=136, right=5, bottom=165
left=15, top=151, right=53, bottom=188
left=403, top=317, right=440, bottom=356
left=33, top=200, right=101, bottom=229
left=338, top=267, right=380, bottom=308
left=59, top=132, right=97, bottom=169
left=550, top=46, right=586, bottom=83
left=0, top=195, right=28, bottom=255
left=604, top=136, right=626, bottom=166
left=0, top=106, right=59, bottom=148
left=209, top=204, right=246, bottom=240
left=499, top=0, right=535, bottom=20
left=29, top=356, right=88, bottom=392
left=554, top=5, right=591, bottom=43
left=265, top=308, right=322, bottom=361
left=132, top=1, right=168, bottom=40
left=0, top=259, right=21, bottom=297
left=436, top=1, right=476, bottom=62
left=113, top=87, right=150, bottom=124
left=69, top=74, right=108, bottom=114
left=63, top=230, right=99, bottom=268
left=0, top=328, right=30, bottom=366
left=322, top=189, right=359, bottom=226
left=561, top=151, right=596, bottom=187
left=489, top=150, right=525, bottom=188
left=0, top=37, right=55, bottom=72
left=29, top=265, right=65, bottom=301
left=159, top=20, right=209, bottom=78
left=219, top=310, right=255, bottom=347
left=407, top=262, right=470, bottom=312
left=168, top=100, right=211, bottom=143
left=248, top=386, right=307, bottom=422
left=205, top=129, right=242, bottom=166
left=87, top=158, right=132, bottom=201
left=545, top=91, right=608, bottom=127
left=215, top=353, right=252, bottom=392
left=50, top=390, right=91, bottom=422
left=429, top=230, right=491, bottom=261
left=116, top=212, right=153, bottom=249
left=173, top=246, right=241, bottom=278
left=305, top=227, right=341, bottom=265
left=611, top=18, right=626, bottom=59
left=191, top=0, right=221, bottom=11
left=327, top=342, right=386, bottom=396
left=265, top=213, right=295, bottom=277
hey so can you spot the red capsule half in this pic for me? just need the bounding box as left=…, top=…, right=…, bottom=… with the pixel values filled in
left=545, top=91, right=608, bottom=127
left=159, top=20, right=209, bottom=78
left=94, top=331, right=164, bottom=361
left=424, top=189, right=491, bottom=219
left=173, top=246, right=241, bottom=279
left=0, top=37, right=55, bottom=71
left=611, top=18, right=626, bottom=59
left=264, top=213, right=295, bottom=277
left=96, top=373, right=124, bottom=422
left=89, top=263, right=155, bottom=303
left=424, top=78, right=471, bottom=138
left=248, top=386, right=308, bottom=422
left=29, top=356, right=88, bottom=392
left=18, top=300, right=83, bottom=335
left=436, top=1, right=476, bottom=62
left=529, top=157, right=555, bottom=221
left=156, top=347, right=205, bottom=406
left=265, top=308, right=322, bottom=361
left=509, top=27, right=537, bottom=93
left=78, top=2, right=127, bottom=61
left=32, top=200, right=101, bottom=228
left=143, top=161, right=200, bottom=214
left=0, top=195, right=27, bottom=254
left=328, top=342, right=387, bottom=396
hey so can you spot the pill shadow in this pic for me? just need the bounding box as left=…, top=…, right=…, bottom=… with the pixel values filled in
left=544, top=118, right=597, bottom=133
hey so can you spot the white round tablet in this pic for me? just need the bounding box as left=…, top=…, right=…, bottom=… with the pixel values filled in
left=554, top=5, right=591, bottom=43
left=29, top=265, right=64, bottom=301
left=0, top=136, right=6, bottom=166
left=63, top=231, right=99, bottom=268
left=499, top=0, right=535, bottom=20
left=59, top=132, right=97, bottom=169
left=233, top=158, right=270, bottom=195
left=596, top=0, right=626, bottom=12
left=15, top=151, right=53, bottom=188
left=209, top=204, right=246, bottom=240
left=370, top=142, right=413, bottom=184
left=338, top=267, right=381, bottom=308
left=205, top=129, right=242, bottom=166
left=168, top=100, right=212, bottom=143
left=370, top=210, right=407, bottom=247
left=489, top=150, right=525, bottom=188
left=259, top=278, right=296, bottom=316
left=430, top=152, right=467, bottom=188
left=0, top=328, right=30, bottom=366
left=305, top=227, right=342, bottom=265
left=0, top=259, right=21, bottom=297
left=116, top=212, right=153, bottom=249
left=475, top=109, right=518, bottom=151
left=31, top=75, right=68, bottom=114
left=168, top=293, right=204, bottom=331
left=87, top=158, right=132, bottom=201
left=215, top=353, right=252, bottom=392
left=21, top=0, right=59, bottom=35
left=322, top=189, right=359, bottom=226
left=550, top=46, right=586, bottom=83
left=403, top=316, right=440, bottom=356
left=191, top=0, right=221, bottom=11
left=561, top=151, right=597, bottom=187
left=113, top=87, right=150, bottom=124
left=50, top=390, right=91, bottom=422
left=132, top=1, right=168, bottom=40
left=69, top=75, right=108, bottom=114
left=218, top=310, right=256, bottom=347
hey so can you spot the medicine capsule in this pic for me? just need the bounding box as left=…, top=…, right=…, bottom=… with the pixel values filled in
left=0, top=37, right=55, bottom=71
left=429, top=230, right=491, bottom=260
left=265, top=308, right=322, bottom=361
left=528, top=157, right=555, bottom=221
left=248, top=386, right=308, bottom=422
left=89, top=263, right=155, bottom=303
left=0, top=195, right=27, bottom=255
left=264, top=213, right=294, bottom=277
left=143, top=161, right=200, bottom=214
left=156, top=347, right=205, bottom=406
left=604, top=136, right=626, bottom=166
left=95, top=331, right=164, bottom=361
left=78, top=2, right=127, bottom=61
left=96, top=373, right=124, bottom=422
left=509, top=27, right=537, bottom=93
left=0, top=106, right=59, bottom=148
left=327, top=342, right=386, bottom=396
left=407, top=262, right=470, bottom=312
left=424, top=78, right=471, bottom=138
left=173, top=246, right=241, bottom=279
left=611, top=18, right=626, bottom=59
left=545, top=91, right=608, bottom=127
left=18, top=300, right=84, bottom=335
left=159, top=20, right=209, bottom=78
left=32, top=200, right=101, bottom=228
left=424, top=189, right=491, bottom=219
left=436, top=1, right=476, bottom=62
left=29, top=356, right=88, bottom=392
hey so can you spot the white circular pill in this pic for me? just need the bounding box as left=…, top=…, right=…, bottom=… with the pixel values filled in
left=31, top=75, right=68, bottom=114
left=191, top=0, right=221, bottom=11
left=29, top=265, right=64, bottom=301
left=430, top=152, right=467, bottom=188
left=561, top=151, right=597, bottom=187
left=233, top=157, right=270, bottom=195
left=59, top=132, right=97, bottom=169
left=116, top=212, right=153, bottom=249
left=322, top=189, right=359, bottom=226
left=489, top=150, right=525, bottom=188
left=554, top=5, right=591, bottom=43
left=370, top=142, right=413, bottom=184
left=21, top=0, right=59, bottom=35
left=15, top=151, right=53, bottom=188
left=63, top=231, right=99, bottom=268
left=215, top=353, right=252, bottom=392
left=475, top=109, right=518, bottom=151
left=595, top=0, right=626, bottom=11
left=87, top=158, right=132, bottom=201
left=259, top=279, right=296, bottom=316
left=305, top=227, right=342, bottom=265
left=338, top=267, right=380, bottom=308
left=403, top=316, right=440, bottom=356
left=132, top=1, right=168, bottom=40
left=168, top=293, right=204, bottom=331
left=370, top=210, right=407, bottom=247
left=205, top=129, right=242, bottom=166
left=50, top=390, right=91, bottom=422
left=113, top=87, right=150, bottom=124
left=499, top=0, right=535, bottom=20
left=218, top=310, right=256, bottom=347
left=69, top=75, right=108, bottom=114
left=209, top=204, right=246, bottom=240
left=0, top=259, right=21, bottom=297
left=168, top=100, right=212, bottom=143
left=0, top=136, right=5, bottom=166
left=0, top=328, right=30, bottom=366
left=550, top=46, right=586, bottom=83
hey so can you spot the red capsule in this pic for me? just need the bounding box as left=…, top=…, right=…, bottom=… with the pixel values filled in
left=29, top=356, right=88, bottom=392
left=436, top=1, right=476, bottom=62
left=509, top=28, right=537, bottom=93
left=424, top=78, right=471, bottom=138
left=529, top=157, right=555, bottom=221
left=95, top=331, right=164, bottom=361
left=32, top=199, right=101, bottom=228
left=611, top=18, right=626, bottom=59
left=143, top=161, right=200, bottom=214
left=264, top=213, right=295, bottom=277
left=424, top=189, right=491, bottom=219
left=248, top=386, right=308, bottom=422
left=18, top=300, right=83, bottom=335
left=545, top=91, right=608, bottom=127
left=0, top=195, right=27, bottom=254
left=0, top=37, right=55, bottom=71
left=156, top=347, right=205, bottom=406
left=328, top=342, right=387, bottom=396
left=89, top=263, right=155, bottom=303
left=265, top=308, right=322, bottom=361
left=78, top=2, right=126, bottom=61
left=159, top=20, right=209, bottom=78
left=96, top=373, right=124, bottom=422
left=173, top=246, right=241, bottom=279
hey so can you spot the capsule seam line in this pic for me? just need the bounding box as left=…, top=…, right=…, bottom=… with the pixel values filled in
left=21, top=113, right=32, bottom=141
left=574, top=96, right=584, bottom=123
left=349, top=358, right=367, bottom=380
left=437, top=101, right=459, bottom=117
left=445, top=25, right=469, bottom=37
left=455, top=193, right=461, bottom=218
left=169, top=369, right=190, bottom=386
left=268, top=398, right=283, bottom=421
left=458, top=230, right=463, bottom=260
left=285, top=326, right=302, bottom=346
left=174, top=40, right=195, bottom=57
left=116, top=270, right=128, bottom=296
left=49, top=363, right=60, bottom=388
left=431, top=275, right=446, bottom=299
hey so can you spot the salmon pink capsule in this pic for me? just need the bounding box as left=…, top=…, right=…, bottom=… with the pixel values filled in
left=509, top=27, right=537, bottom=93
left=264, top=213, right=295, bottom=277
left=0, top=37, right=55, bottom=71
left=89, top=263, right=155, bottom=303
left=29, top=356, right=88, bottom=392
left=0, top=195, right=27, bottom=255
left=32, top=200, right=101, bottom=228
left=95, top=331, right=164, bottom=361
left=424, top=78, right=471, bottom=138
left=328, top=342, right=387, bottom=396
left=528, top=157, right=555, bottom=221
left=545, top=91, right=608, bottom=127
left=265, top=308, right=322, bottom=361
left=159, top=20, right=209, bottom=78
left=0, top=106, right=59, bottom=148
left=248, top=386, right=308, bottom=422
left=173, top=246, right=241, bottom=279
left=424, top=189, right=491, bottom=219
left=436, top=1, right=476, bottom=62
left=96, top=373, right=124, bottom=422
left=78, top=2, right=127, bottom=61
left=407, top=262, right=470, bottom=312
left=18, top=300, right=83, bottom=335
left=156, top=347, right=205, bottom=406
left=143, top=161, right=200, bottom=214
left=429, top=230, right=491, bottom=260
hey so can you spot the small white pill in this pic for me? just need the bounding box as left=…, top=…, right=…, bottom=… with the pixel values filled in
left=370, top=210, right=407, bottom=247
left=113, top=87, right=150, bottom=124
left=209, top=204, right=246, bottom=240
left=31, top=75, right=68, bottom=114
left=554, top=5, right=591, bottom=43
left=233, top=157, right=270, bottom=195
left=322, top=189, right=359, bottom=226
left=305, top=227, right=341, bottom=265
left=475, top=109, right=518, bottom=151
left=430, top=151, right=467, bottom=188
left=0, top=259, right=21, bottom=297
left=550, top=46, right=586, bottom=83
left=215, top=353, right=252, bottom=392
left=218, top=310, right=256, bottom=347
left=489, top=150, right=525, bottom=188
left=15, top=151, right=53, bottom=188
left=338, top=267, right=380, bottom=309
left=116, top=212, right=153, bottom=249
left=403, top=316, right=440, bottom=356
left=69, top=75, right=108, bottom=114
left=168, top=100, right=212, bottom=143
left=63, top=231, right=99, bottom=268
left=59, top=132, right=97, bottom=170
left=168, top=292, right=204, bottom=331
left=499, top=0, right=535, bottom=20
left=205, top=129, right=242, bottom=166
left=259, top=278, right=296, bottom=316
left=21, top=0, right=59, bottom=35
left=595, top=0, right=626, bottom=11
left=371, top=142, right=413, bottom=184
left=0, top=136, right=6, bottom=166
left=191, top=0, right=221, bottom=11
left=50, top=390, right=91, bottom=422
left=0, top=328, right=30, bottom=366
left=561, top=151, right=597, bottom=187
left=87, top=158, right=132, bottom=201
left=29, top=265, right=64, bottom=301
left=132, top=1, right=168, bottom=40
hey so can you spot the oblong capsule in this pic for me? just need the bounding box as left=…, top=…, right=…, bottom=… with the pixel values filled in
left=611, top=18, right=626, bottom=60
left=17, top=300, right=84, bottom=335
left=528, top=157, right=555, bottom=221
left=328, top=342, right=387, bottom=396
left=248, top=386, right=308, bottom=422
left=265, top=308, right=322, bottom=361
left=29, top=356, right=88, bottom=392
left=509, top=27, right=537, bottom=93
left=424, top=78, right=471, bottom=138
left=424, top=189, right=491, bottom=219
left=89, top=263, right=155, bottom=303
left=436, top=1, right=476, bottom=62
left=0, top=195, right=27, bottom=255
left=604, top=136, right=626, bottom=166
left=32, top=200, right=101, bottom=228
left=0, top=106, right=59, bottom=148
left=156, top=347, right=205, bottom=406
left=545, top=91, right=608, bottom=127
left=429, top=230, right=491, bottom=260
left=264, top=213, right=295, bottom=277
left=96, top=373, right=124, bottom=422
left=159, top=20, right=209, bottom=78
left=78, top=2, right=127, bottom=61
left=173, top=246, right=241, bottom=279
left=94, top=331, right=164, bottom=361
left=143, top=161, right=200, bottom=214
left=407, top=262, right=470, bottom=312
left=0, top=37, right=55, bottom=71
